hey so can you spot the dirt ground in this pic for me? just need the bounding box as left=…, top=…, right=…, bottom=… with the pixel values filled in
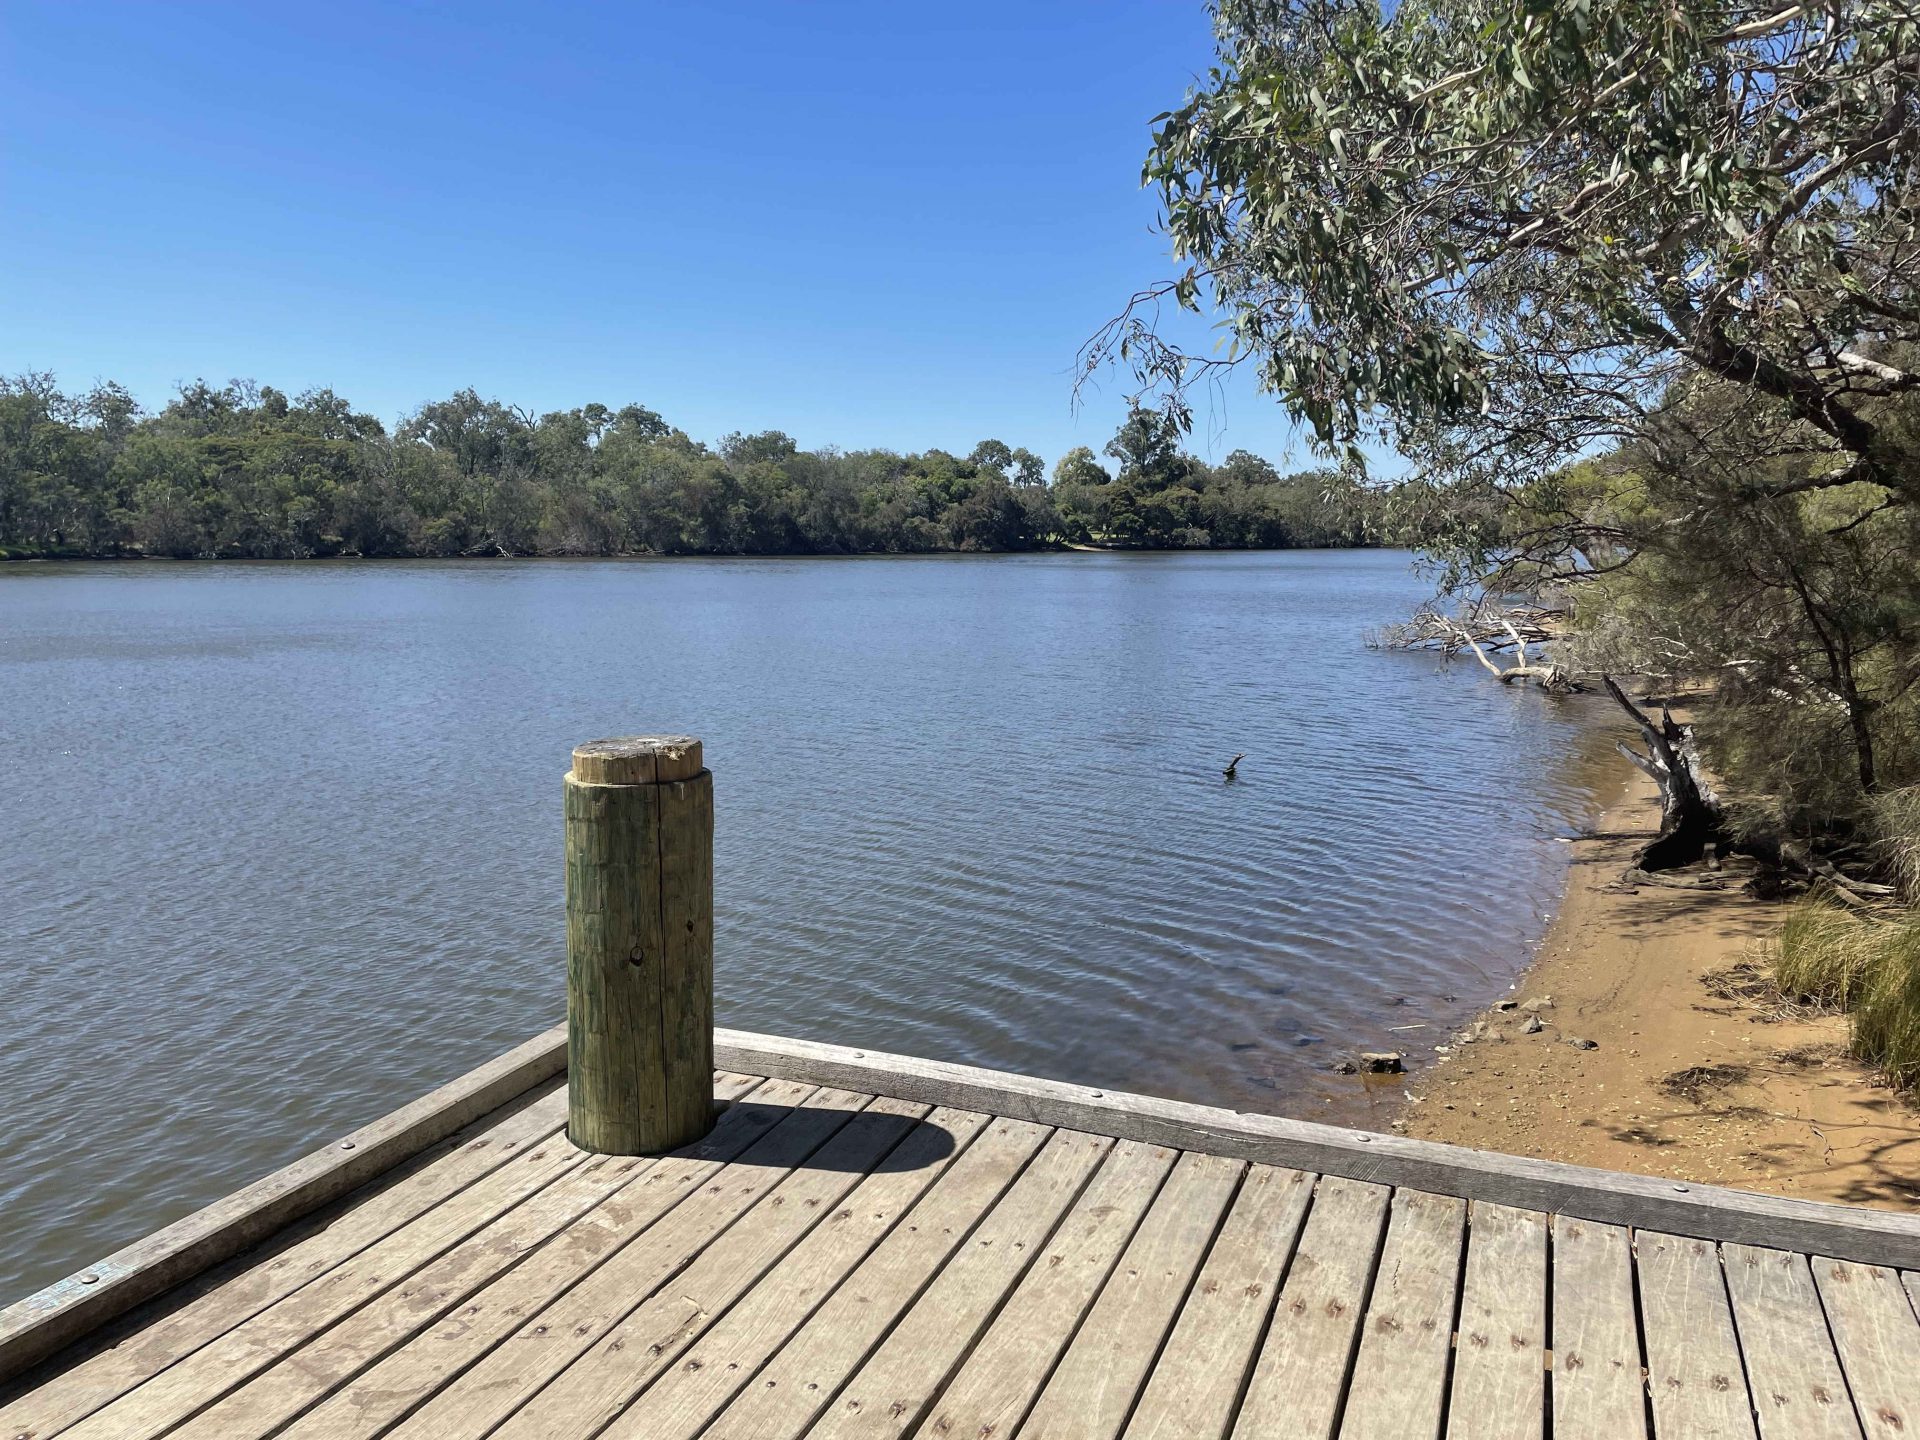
left=1401, top=763, right=1920, bottom=1211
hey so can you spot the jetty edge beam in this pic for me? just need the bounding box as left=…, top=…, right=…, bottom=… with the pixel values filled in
left=5, top=1024, right=1918, bottom=1386
left=714, top=1029, right=1920, bottom=1266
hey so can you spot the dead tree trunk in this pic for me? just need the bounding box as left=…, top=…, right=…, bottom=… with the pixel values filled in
left=1604, top=675, right=1724, bottom=870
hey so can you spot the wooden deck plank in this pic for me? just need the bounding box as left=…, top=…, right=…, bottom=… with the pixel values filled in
left=805, top=1130, right=1132, bottom=1440
left=1723, top=1244, right=1862, bottom=1440
left=1551, top=1218, right=1648, bottom=1440
left=1445, top=1203, right=1547, bottom=1440
left=282, top=1087, right=899, bottom=1440
left=0, top=1079, right=568, bottom=1439
left=165, top=1078, right=828, bottom=1440
left=1636, top=1230, right=1759, bottom=1440
left=328, top=1090, right=864, bottom=1440
left=1812, top=1258, right=1920, bottom=1440
left=617, top=1116, right=1049, bottom=1440
left=464, top=1098, right=944, bottom=1440
left=1121, top=1164, right=1314, bottom=1440
left=582, top=1106, right=1003, bottom=1440
left=1229, top=1175, right=1391, bottom=1440
left=1016, top=1152, right=1246, bottom=1440
left=52, top=1103, right=611, bottom=1440
left=915, top=1140, right=1179, bottom=1440
left=1334, top=1188, right=1467, bottom=1440
left=699, top=1126, right=1109, bottom=1440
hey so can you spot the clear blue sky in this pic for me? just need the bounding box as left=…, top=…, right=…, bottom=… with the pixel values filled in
left=1, top=1, right=1327, bottom=469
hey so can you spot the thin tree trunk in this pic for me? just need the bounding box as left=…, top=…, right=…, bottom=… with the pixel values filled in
left=1848, top=703, right=1877, bottom=794
left=1836, top=652, right=1878, bottom=793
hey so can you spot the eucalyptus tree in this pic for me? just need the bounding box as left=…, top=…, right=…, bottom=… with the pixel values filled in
left=1100, top=0, right=1919, bottom=543
left=1051, top=446, right=1111, bottom=488
left=968, top=438, right=1016, bottom=472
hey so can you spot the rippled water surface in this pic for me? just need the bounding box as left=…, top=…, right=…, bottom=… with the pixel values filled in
left=0, top=552, right=1613, bottom=1299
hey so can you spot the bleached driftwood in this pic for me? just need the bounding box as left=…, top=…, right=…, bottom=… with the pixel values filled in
left=1372, top=604, right=1576, bottom=691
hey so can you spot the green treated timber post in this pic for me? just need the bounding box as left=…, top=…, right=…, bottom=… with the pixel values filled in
left=565, top=735, right=715, bottom=1154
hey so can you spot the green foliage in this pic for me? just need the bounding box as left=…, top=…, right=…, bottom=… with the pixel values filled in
left=1051, top=446, right=1109, bottom=488
left=1123, top=0, right=1918, bottom=502
left=0, top=375, right=1382, bottom=560
left=1045, top=406, right=1387, bottom=548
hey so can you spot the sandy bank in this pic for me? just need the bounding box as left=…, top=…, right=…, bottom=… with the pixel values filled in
left=1402, top=761, right=1920, bottom=1210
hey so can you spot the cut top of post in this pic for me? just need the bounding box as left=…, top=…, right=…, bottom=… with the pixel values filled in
left=570, top=736, right=704, bottom=785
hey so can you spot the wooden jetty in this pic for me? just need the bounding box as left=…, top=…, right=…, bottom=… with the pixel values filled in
left=3, top=737, right=1918, bottom=1438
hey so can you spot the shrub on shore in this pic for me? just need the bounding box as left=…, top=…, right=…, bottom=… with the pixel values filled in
left=1854, top=936, right=1920, bottom=1090
left=1774, top=900, right=1920, bottom=1090
left=1774, top=904, right=1885, bottom=1010
left=1870, top=786, right=1920, bottom=905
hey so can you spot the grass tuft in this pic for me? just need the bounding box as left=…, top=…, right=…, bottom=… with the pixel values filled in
left=1853, top=921, right=1920, bottom=1089
left=1773, top=902, right=1884, bottom=1009
left=1771, top=898, right=1920, bottom=1089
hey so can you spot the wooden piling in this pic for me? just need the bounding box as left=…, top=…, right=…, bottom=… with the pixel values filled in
left=564, top=735, right=714, bottom=1154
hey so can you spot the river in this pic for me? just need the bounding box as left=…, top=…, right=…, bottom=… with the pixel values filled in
left=0, top=550, right=1612, bottom=1300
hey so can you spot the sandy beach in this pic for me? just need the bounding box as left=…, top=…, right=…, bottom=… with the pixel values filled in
left=1402, top=759, right=1920, bottom=1210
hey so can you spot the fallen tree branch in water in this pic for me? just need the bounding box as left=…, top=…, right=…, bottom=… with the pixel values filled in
left=1370, top=602, right=1577, bottom=691
left=1369, top=602, right=1563, bottom=655
left=1454, top=622, right=1572, bottom=688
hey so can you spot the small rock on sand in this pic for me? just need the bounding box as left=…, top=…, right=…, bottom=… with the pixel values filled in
left=1564, top=1035, right=1599, bottom=1050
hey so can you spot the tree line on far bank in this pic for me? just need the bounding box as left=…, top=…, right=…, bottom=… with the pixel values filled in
left=0, top=373, right=1385, bottom=561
